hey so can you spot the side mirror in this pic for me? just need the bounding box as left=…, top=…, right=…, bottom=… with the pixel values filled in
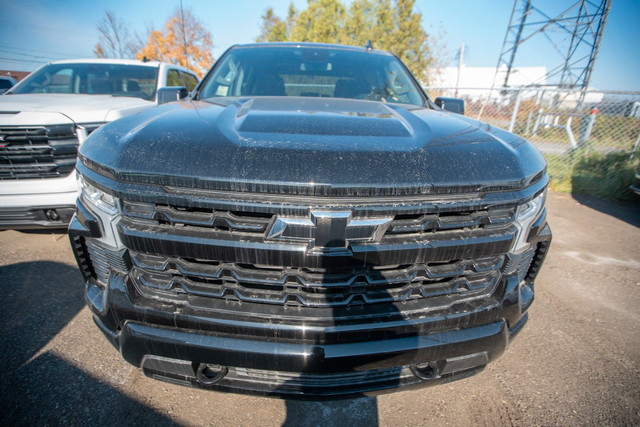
left=157, top=86, right=189, bottom=105
left=435, top=97, right=465, bottom=115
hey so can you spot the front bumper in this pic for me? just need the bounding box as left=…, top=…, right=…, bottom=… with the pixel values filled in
left=0, top=172, right=77, bottom=229
left=108, top=311, right=518, bottom=399
left=69, top=197, right=552, bottom=399
left=0, top=205, right=76, bottom=229
left=85, top=269, right=529, bottom=399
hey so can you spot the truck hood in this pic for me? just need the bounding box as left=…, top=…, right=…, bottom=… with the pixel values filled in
left=0, top=93, right=154, bottom=125
left=80, top=97, right=547, bottom=196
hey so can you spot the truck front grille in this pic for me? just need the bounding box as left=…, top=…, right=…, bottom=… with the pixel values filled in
left=0, top=125, right=78, bottom=179
left=123, top=201, right=272, bottom=234
left=122, top=201, right=516, bottom=237
left=130, top=251, right=504, bottom=308
left=116, top=196, right=518, bottom=312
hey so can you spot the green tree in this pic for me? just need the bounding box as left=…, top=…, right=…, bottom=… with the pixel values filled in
left=257, top=3, right=297, bottom=42
left=256, top=0, right=436, bottom=82
left=342, top=0, right=377, bottom=45
left=382, top=0, right=432, bottom=81
left=256, top=7, right=287, bottom=42
left=290, top=0, right=346, bottom=43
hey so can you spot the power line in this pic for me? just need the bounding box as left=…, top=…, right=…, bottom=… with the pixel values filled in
left=0, top=44, right=81, bottom=58
left=0, top=56, right=42, bottom=64
left=0, top=18, right=91, bottom=37
left=0, top=49, right=62, bottom=61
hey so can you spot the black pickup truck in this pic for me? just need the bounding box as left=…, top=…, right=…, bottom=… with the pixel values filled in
left=68, top=43, right=551, bottom=399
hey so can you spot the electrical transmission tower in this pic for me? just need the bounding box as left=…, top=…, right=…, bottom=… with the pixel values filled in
left=496, top=0, right=610, bottom=90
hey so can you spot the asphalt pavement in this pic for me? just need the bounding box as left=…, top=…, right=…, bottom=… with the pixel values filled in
left=1, top=191, right=639, bottom=426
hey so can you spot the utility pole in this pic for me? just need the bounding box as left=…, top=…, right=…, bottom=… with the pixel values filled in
left=180, top=0, right=190, bottom=71
left=455, top=43, right=465, bottom=98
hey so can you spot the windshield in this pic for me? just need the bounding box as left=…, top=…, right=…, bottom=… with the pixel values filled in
left=10, top=63, right=159, bottom=100
left=199, top=46, right=425, bottom=107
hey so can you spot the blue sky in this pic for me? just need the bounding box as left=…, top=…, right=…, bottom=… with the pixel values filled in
left=1, top=0, right=638, bottom=91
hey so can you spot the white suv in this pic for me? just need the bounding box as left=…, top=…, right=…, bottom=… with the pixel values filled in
left=0, top=59, right=198, bottom=229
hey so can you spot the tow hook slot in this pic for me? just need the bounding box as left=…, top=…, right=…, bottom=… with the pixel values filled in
left=411, top=352, right=489, bottom=381
left=410, top=361, right=439, bottom=381
left=45, top=209, right=59, bottom=221
left=195, top=363, right=228, bottom=386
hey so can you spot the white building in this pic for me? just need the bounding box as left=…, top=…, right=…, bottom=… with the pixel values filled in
left=429, top=64, right=548, bottom=101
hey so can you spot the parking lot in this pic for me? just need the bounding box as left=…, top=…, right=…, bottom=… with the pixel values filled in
left=1, top=191, right=639, bottom=426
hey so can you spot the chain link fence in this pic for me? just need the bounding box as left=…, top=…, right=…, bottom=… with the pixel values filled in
left=425, top=86, right=640, bottom=199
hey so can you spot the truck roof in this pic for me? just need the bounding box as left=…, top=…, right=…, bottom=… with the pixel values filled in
left=44, top=58, right=194, bottom=74
left=230, top=42, right=394, bottom=57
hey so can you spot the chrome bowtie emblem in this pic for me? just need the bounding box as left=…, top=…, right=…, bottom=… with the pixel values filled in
left=266, top=210, right=392, bottom=253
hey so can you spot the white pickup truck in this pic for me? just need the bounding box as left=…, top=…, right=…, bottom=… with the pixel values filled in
left=0, top=59, right=199, bottom=229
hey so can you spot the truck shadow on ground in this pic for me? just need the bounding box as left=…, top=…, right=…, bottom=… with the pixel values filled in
left=1, top=351, right=175, bottom=425
left=283, top=397, right=379, bottom=427
left=0, top=259, right=380, bottom=425
left=0, top=261, right=173, bottom=425
left=571, top=193, right=640, bottom=228
left=0, top=261, right=85, bottom=369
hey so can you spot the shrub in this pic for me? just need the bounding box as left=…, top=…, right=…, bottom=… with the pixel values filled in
left=547, top=148, right=639, bottom=200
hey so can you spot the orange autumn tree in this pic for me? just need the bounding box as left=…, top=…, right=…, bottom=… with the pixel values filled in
left=136, top=8, right=214, bottom=77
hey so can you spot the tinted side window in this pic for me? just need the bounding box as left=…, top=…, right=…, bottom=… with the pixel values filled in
left=167, top=69, right=182, bottom=87
left=180, top=71, right=199, bottom=92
